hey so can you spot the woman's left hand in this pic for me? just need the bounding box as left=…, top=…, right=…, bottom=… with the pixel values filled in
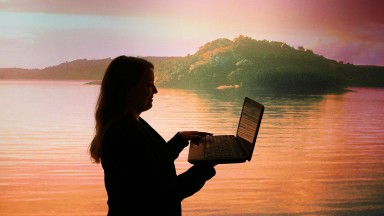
left=177, top=131, right=213, bottom=142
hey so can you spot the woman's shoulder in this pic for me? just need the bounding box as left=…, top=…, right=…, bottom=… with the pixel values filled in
left=106, top=116, right=142, bottom=136
left=101, top=116, right=147, bottom=154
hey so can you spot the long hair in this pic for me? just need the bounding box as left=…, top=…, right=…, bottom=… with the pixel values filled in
left=89, top=56, right=154, bottom=163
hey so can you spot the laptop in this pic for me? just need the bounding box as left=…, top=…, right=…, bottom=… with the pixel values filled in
left=188, top=97, right=264, bottom=164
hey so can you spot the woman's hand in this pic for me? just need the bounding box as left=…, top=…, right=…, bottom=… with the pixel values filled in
left=177, top=131, right=213, bottom=143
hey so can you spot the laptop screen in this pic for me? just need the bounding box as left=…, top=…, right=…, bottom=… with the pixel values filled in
left=236, top=97, right=264, bottom=159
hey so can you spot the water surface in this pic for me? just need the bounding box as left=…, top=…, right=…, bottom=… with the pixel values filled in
left=1, top=80, right=383, bottom=215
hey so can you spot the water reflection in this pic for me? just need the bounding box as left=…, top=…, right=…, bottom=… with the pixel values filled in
left=1, top=81, right=383, bottom=215
left=146, top=87, right=384, bottom=215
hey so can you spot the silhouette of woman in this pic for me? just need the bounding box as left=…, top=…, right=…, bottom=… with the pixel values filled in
left=89, top=56, right=216, bottom=216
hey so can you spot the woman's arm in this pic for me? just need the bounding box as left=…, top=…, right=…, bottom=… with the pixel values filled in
left=176, top=163, right=216, bottom=200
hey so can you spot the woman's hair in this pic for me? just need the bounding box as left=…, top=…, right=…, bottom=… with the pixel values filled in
left=89, top=56, right=154, bottom=163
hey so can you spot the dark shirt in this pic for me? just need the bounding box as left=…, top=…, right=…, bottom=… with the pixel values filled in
left=100, top=115, right=215, bottom=216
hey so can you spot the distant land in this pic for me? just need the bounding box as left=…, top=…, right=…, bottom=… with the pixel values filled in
left=1, top=35, right=383, bottom=93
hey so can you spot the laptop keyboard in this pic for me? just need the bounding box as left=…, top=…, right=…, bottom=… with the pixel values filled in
left=204, top=136, right=234, bottom=159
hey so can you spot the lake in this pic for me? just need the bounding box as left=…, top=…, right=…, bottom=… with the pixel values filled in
left=0, top=80, right=383, bottom=215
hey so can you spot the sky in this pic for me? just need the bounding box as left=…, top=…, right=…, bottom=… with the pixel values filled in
left=0, top=0, right=383, bottom=69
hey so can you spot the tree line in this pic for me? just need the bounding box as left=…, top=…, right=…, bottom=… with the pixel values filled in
left=1, top=35, right=383, bottom=93
left=154, top=35, right=383, bottom=92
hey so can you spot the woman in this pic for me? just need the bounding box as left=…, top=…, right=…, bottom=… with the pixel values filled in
left=89, top=56, right=216, bottom=215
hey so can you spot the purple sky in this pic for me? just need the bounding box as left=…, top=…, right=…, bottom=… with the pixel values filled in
left=1, top=0, right=383, bottom=68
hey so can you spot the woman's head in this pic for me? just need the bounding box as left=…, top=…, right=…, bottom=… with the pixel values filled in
left=89, top=56, right=157, bottom=163
left=99, top=56, right=157, bottom=121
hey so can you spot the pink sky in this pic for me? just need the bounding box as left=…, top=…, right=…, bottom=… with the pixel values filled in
left=1, top=0, right=383, bottom=68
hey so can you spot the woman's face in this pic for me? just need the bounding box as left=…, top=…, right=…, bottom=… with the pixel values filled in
left=126, top=68, right=158, bottom=115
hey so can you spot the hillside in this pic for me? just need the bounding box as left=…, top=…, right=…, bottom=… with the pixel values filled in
left=1, top=35, right=383, bottom=92
left=0, top=58, right=111, bottom=80
left=154, top=36, right=384, bottom=92
left=0, top=57, right=181, bottom=80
